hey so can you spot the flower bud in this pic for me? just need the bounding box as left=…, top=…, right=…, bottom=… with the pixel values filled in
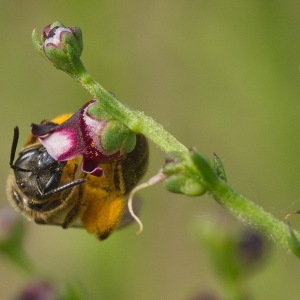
left=0, top=206, right=32, bottom=272
left=163, top=151, right=207, bottom=196
left=196, top=213, right=269, bottom=287
left=32, top=21, right=83, bottom=74
left=237, top=229, right=267, bottom=266
left=0, top=206, right=22, bottom=242
left=16, top=280, right=56, bottom=300
left=189, top=292, right=219, bottom=300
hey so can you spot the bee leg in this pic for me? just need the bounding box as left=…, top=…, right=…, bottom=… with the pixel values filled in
left=62, top=187, right=85, bottom=229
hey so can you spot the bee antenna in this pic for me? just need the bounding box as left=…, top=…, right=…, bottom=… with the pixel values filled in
left=10, top=126, right=19, bottom=167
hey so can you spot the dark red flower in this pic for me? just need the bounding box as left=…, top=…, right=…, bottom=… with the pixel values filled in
left=31, top=100, right=119, bottom=176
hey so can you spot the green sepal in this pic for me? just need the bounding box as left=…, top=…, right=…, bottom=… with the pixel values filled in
left=163, top=174, right=206, bottom=196
left=213, top=152, right=227, bottom=182
left=31, top=29, right=44, bottom=56
left=101, top=120, right=136, bottom=154
left=87, top=98, right=117, bottom=121
left=286, top=224, right=300, bottom=258
left=190, top=150, right=223, bottom=191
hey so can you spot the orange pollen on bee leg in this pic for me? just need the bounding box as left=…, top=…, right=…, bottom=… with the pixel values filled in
left=81, top=195, right=125, bottom=240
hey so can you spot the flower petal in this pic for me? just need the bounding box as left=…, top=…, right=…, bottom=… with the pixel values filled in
left=81, top=158, right=104, bottom=176
left=31, top=121, right=58, bottom=136
left=39, top=128, right=79, bottom=161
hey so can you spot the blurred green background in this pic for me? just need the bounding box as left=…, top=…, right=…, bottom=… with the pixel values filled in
left=1, top=1, right=300, bottom=299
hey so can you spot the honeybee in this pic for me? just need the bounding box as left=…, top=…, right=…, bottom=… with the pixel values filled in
left=7, top=115, right=149, bottom=240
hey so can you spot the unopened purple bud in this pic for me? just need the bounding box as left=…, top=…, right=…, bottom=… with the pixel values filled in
left=16, top=280, right=56, bottom=300
left=237, top=229, right=267, bottom=265
left=189, top=292, right=219, bottom=300
left=0, top=206, right=22, bottom=241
